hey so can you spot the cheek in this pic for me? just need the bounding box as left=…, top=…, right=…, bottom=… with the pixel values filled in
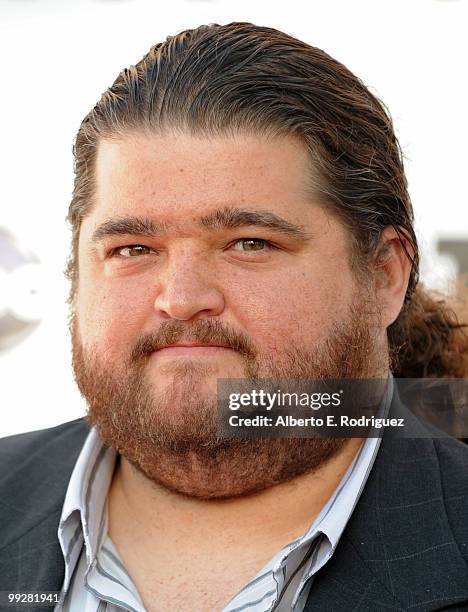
left=76, top=279, right=153, bottom=357
left=227, top=266, right=355, bottom=351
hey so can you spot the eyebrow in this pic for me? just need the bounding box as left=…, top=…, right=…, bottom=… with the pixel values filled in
left=91, top=206, right=311, bottom=243
left=200, top=207, right=311, bottom=240
left=91, top=216, right=169, bottom=243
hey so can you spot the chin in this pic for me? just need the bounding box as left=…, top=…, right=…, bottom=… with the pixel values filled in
left=152, top=358, right=244, bottom=380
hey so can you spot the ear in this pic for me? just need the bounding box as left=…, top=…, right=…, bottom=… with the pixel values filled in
left=373, top=226, right=413, bottom=327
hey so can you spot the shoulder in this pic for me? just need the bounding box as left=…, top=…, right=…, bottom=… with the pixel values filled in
left=0, top=419, right=91, bottom=549
left=356, top=432, right=468, bottom=608
left=0, top=420, right=91, bottom=585
left=0, top=418, right=90, bottom=471
left=431, top=436, right=468, bottom=552
left=432, top=434, right=468, bottom=472
left=376, top=428, right=468, bottom=523
left=308, top=432, right=468, bottom=610
left=381, top=391, right=468, bottom=505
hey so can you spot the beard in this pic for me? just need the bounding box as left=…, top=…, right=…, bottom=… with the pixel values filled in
left=71, top=288, right=387, bottom=499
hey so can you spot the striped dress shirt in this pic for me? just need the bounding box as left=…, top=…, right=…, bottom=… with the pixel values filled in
left=55, top=376, right=393, bottom=612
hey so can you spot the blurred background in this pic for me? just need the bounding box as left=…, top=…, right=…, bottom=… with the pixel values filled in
left=0, top=0, right=467, bottom=437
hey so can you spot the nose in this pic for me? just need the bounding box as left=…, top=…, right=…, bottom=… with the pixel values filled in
left=153, top=250, right=225, bottom=321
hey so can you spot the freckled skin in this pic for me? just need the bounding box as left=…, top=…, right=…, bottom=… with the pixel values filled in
left=76, top=132, right=360, bottom=390
left=71, top=131, right=412, bottom=610
left=73, top=131, right=412, bottom=492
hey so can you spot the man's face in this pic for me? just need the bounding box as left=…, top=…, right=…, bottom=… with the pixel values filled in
left=72, top=131, right=386, bottom=498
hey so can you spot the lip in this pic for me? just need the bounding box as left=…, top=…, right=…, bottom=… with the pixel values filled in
left=153, top=343, right=234, bottom=358
left=159, top=342, right=233, bottom=349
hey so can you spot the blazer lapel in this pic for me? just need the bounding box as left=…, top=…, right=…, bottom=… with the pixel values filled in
left=0, top=419, right=90, bottom=598
left=306, top=394, right=468, bottom=611
left=304, top=534, right=405, bottom=610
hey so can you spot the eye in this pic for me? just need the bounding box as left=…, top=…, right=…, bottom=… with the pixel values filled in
left=110, top=245, right=155, bottom=258
left=231, top=238, right=275, bottom=253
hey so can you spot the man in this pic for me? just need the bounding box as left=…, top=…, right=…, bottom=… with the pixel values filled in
left=1, top=22, right=468, bottom=612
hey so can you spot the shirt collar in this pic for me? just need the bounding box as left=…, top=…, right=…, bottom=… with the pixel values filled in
left=232, top=374, right=394, bottom=610
left=57, top=373, right=393, bottom=608
left=58, top=428, right=117, bottom=594
left=314, top=373, right=394, bottom=548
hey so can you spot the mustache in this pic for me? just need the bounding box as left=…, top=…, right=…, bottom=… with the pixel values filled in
left=130, top=319, right=257, bottom=362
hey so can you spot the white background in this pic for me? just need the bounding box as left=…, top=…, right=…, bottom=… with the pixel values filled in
left=0, top=0, right=467, bottom=437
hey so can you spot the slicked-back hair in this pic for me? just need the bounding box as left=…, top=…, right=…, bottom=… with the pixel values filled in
left=67, top=22, right=468, bottom=378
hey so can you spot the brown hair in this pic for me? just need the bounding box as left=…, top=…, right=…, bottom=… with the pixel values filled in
left=66, top=22, right=468, bottom=378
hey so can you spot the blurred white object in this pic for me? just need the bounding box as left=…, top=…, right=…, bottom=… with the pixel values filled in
left=0, top=268, right=8, bottom=318
left=0, top=227, right=42, bottom=351
left=8, top=262, right=46, bottom=322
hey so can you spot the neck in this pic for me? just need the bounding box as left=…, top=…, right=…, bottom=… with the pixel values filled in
left=108, top=437, right=363, bottom=555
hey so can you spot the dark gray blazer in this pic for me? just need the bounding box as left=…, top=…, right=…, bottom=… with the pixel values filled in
left=1, top=397, right=468, bottom=611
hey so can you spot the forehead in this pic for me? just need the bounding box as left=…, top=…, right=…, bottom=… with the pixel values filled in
left=90, top=131, right=320, bottom=227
